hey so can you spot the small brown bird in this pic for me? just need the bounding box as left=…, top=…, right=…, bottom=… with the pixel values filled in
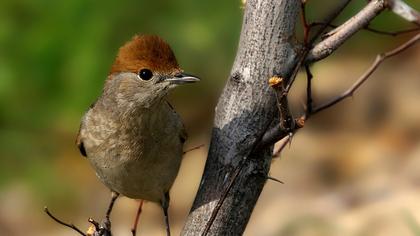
left=76, top=35, right=199, bottom=236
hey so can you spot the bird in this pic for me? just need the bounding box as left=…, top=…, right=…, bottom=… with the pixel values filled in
left=76, top=34, right=199, bottom=236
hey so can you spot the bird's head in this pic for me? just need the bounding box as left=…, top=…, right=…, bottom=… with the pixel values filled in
left=106, top=35, right=199, bottom=106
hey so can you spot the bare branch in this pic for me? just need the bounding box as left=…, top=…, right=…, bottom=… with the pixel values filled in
left=364, top=26, right=420, bottom=36
left=310, top=22, right=420, bottom=37
left=264, top=34, right=419, bottom=155
left=307, top=0, right=388, bottom=62
left=44, top=207, right=87, bottom=236
left=388, top=0, right=420, bottom=26
left=305, top=65, right=314, bottom=117
left=312, top=33, right=420, bottom=114
left=308, top=0, right=353, bottom=45
left=285, top=0, right=352, bottom=94
left=256, top=1, right=353, bottom=151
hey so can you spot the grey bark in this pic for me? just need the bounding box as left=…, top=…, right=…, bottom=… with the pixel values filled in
left=306, top=0, right=388, bottom=62
left=181, top=0, right=300, bottom=235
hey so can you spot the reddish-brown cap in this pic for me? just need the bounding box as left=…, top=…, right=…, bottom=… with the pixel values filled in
left=110, top=35, right=180, bottom=75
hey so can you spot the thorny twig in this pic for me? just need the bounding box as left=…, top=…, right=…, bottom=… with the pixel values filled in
left=312, top=33, right=420, bottom=114
left=310, top=22, right=420, bottom=37
left=258, top=1, right=351, bottom=150
left=284, top=0, right=352, bottom=94
left=44, top=207, right=86, bottom=236
left=45, top=206, right=112, bottom=236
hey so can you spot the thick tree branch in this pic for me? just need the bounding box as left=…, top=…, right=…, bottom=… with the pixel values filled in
left=307, top=0, right=388, bottom=62
left=181, top=0, right=419, bottom=235
left=181, top=0, right=300, bottom=235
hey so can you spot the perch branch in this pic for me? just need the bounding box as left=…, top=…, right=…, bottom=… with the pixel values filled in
left=44, top=207, right=86, bottom=236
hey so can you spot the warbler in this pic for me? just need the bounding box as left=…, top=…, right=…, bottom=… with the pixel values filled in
left=76, top=34, right=199, bottom=236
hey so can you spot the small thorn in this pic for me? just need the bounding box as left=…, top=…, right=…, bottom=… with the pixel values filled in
left=287, top=133, right=293, bottom=148
left=267, top=176, right=284, bottom=184
left=183, top=144, right=205, bottom=154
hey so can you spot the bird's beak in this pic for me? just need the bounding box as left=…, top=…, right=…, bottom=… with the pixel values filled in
left=166, top=72, right=200, bottom=84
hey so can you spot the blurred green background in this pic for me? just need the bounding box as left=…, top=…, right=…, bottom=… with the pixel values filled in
left=0, top=0, right=419, bottom=235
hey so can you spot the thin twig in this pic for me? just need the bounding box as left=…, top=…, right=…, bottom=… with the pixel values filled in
left=285, top=0, right=352, bottom=94
left=44, top=207, right=86, bottom=236
left=258, top=1, right=352, bottom=151
left=301, top=1, right=310, bottom=44
left=310, top=22, right=420, bottom=37
left=305, top=65, right=313, bottom=117
left=364, top=26, right=420, bottom=36
left=312, top=33, right=420, bottom=114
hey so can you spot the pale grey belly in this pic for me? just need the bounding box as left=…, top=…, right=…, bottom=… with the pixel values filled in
left=86, top=135, right=183, bottom=202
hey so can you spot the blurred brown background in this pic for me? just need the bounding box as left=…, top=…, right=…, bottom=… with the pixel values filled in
left=0, top=0, right=419, bottom=235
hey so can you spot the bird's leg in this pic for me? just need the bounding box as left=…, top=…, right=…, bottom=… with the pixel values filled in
left=161, top=192, right=171, bottom=236
left=104, top=191, right=119, bottom=230
left=130, top=200, right=144, bottom=236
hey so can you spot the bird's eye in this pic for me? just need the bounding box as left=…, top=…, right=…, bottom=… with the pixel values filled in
left=138, top=69, right=153, bottom=80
